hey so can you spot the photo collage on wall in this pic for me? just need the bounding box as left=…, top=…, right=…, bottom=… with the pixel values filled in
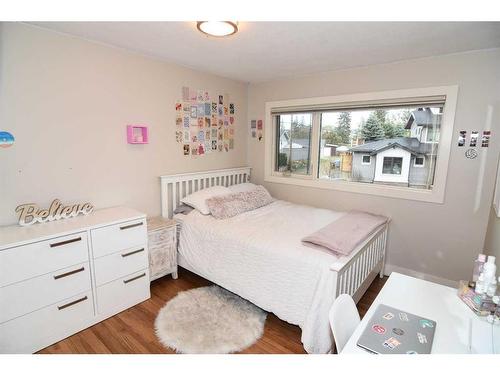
left=175, top=87, right=235, bottom=157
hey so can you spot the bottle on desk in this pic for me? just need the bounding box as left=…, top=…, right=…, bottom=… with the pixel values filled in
left=472, top=253, right=487, bottom=282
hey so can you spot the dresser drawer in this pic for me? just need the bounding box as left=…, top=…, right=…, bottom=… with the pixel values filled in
left=0, top=291, right=93, bottom=353
left=0, top=261, right=91, bottom=324
left=91, top=219, right=147, bottom=258
left=94, top=246, right=148, bottom=286
left=96, top=269, right=150, bottom=317
left=0, top=232, right=89, bottom=287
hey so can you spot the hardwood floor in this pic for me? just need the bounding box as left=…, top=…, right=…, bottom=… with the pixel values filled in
left=39, top=268, right=387, bottom=354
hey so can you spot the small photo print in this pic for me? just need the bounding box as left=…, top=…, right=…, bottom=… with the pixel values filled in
left=175, top=130, right=183, bottom=143
left=257, top=120, right=263, bottom=130
left=251, top=120, right=257, bottom=129
left=481, top=130, right=491, bottom=147
left=211, top=128, right=217, bottom=139
left=205, top=117, right=211, bottom=127
left=218, top=95, right=223, bottom=105
left=457, top=130, right=466, bottom=147
left=182, top=87, right=189, bottom=101
left=229, top=116, right=234, bottom=125
left=258, top=131, right=263, bottom=141
left=198, top=117, right=204, bottom=127
left=224, top=142, right=229, bottom=152
left=204, top=103, right=211, bottom=116
left=198, top=142, right=205, bottom=155
left=183, top=144, right=190, bottom=156
left=229, top=103, right=235, bottom=114
left=204, top=141, right=211, bottom=153
left=204, top=91, right=210, bottom=101
left=183, top=102, right=191, bottom=112
left=229, top=138, right=234, bottom=149
left=191, top=146, right=198, bottom=156
left=224, top=106, right=228, bottom=116
left=198, top=103, right=205, bottom=116
left=197, top=90, right=204, bottom=102
left=175, top=103, right=182, bottom=112
left=183, top=116, right=190, bottom=128
left=218, top=105, right=223, bottom=116
left=189, top=89, right=197, bottom=102
left=205, top=129, right=211, bottom=140
left=470, top=131, right=479, bottom=147
left=198, top=130, right=205, bottom=141
left=176, top=117, right=183, bottom=127
left=211, top=114, right=217, bottom=126
left=211, top=102, right=218, bottom=113
left=211, top=140, right=218, bottom=150
left=190, top=106, right=198, bottom=118
left=183, top=130, right=190, bottom=142
left=251, top=130, right=256, bottom=138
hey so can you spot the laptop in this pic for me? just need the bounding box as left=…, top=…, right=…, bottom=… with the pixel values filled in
left=356, top=304, right=436, bottom=354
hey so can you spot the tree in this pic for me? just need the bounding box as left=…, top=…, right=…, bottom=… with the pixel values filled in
left=337, top=112, right=351, bottom=144
left=361, top=113, right=384, bottom=142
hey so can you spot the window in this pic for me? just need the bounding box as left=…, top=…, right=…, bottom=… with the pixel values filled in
left=265, top=86, right=458, bottom=203
left=414, top=157, right=425, bottom=167
left=382, top=157, right=403, bottom=175
left=275, top=113, right=312, bottom=175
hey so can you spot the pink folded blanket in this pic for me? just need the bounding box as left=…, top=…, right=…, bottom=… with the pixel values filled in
left=302, top=210, right=388, bottom=256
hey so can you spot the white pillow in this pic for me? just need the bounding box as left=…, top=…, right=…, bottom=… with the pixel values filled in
left=180, top=186, right=231, bottom=215
left=228, top=182, right=258, bottom=194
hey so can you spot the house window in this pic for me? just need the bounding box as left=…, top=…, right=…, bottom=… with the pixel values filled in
left=275, top=113, right=312, bottom=175
left=414, top=156, right=425, bottom=167
left=266, top=86, right=458, bottom=203
left=382, top=157, right=403, bottom=175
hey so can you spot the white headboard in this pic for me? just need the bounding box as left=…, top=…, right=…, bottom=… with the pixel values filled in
left=160, top=167, right=252, bottom=218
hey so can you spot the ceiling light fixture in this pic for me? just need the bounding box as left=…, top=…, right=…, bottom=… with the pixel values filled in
left=197, top=21, right=238, bottom=37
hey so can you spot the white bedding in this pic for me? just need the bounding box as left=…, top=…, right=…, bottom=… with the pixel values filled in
left=175, top=200, right=349, bottom=353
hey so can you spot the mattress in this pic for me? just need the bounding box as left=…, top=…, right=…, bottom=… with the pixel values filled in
left=175, top=200, right=349, bottom=353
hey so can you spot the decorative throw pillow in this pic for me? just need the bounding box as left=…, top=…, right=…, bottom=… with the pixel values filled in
left=180, top=186, right=231, bottom=215
left=228, top=182, right=258, bottom=194
left=206, top=185, right=274, bottom=219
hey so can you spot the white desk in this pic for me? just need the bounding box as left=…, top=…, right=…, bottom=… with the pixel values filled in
left=342, top=272, right=500, bottom=354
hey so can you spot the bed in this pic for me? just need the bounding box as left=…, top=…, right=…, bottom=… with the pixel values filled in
left=160, top=167, right=388, bottom=353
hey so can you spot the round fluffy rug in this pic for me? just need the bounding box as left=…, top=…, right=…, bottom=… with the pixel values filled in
left=155, top=285, right=267, bottom=354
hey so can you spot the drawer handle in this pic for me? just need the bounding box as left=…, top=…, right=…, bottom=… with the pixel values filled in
left=57, top=296, right=88, bottom=310
left=50, top=236, right=82, bottom=248
left=121, top=248, right=145, bottom=257
left=123, top=273, right=146, bottom=284
left=120, top=222, right=143, bottom=230
left=54, top=266, right=85, bottom=280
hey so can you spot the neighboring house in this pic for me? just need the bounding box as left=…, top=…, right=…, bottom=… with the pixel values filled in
left=279, top=131, right=310, bottom=163
left=350, top=108, right=441, bottom=188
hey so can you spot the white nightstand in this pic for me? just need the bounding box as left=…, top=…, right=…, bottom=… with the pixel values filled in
left=146, top=217, right=178, bottom=281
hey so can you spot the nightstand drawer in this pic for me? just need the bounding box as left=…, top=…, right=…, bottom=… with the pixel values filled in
left=0, top=232, right=89, bottom=287
left=94, top=246, right=148, bottom=286
left=91, top=219, right=147, bottom=258
left=96, top=270, right=150, bottom=317
left=0, top=261, right=91, bottom=324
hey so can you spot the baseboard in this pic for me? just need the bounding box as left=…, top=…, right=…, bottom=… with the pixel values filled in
left=383, top=263, right=458, bottom=288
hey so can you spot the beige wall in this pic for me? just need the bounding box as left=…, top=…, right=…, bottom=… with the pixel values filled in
left=485, top=208, right=500, bottom=260
left=0, top=23, right=248, bottom=225
left=247, top=49, right=500, bottom=282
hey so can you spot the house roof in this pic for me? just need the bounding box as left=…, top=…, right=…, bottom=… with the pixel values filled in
left=350, top=137, right=433, bottom=155
left=405, top=108, right=441, bottom=129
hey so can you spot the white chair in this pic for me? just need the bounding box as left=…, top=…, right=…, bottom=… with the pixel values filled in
left=329, top=294, right=361, bottom=353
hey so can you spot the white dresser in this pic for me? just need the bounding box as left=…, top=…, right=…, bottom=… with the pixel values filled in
left=0, top=207, right=150, bottom=353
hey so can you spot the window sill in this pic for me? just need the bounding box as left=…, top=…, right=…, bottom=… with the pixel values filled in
left=264, top=174, right=444, bottom=203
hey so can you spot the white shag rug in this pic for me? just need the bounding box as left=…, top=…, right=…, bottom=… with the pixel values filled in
left=155, top=285, right=267, bottom=354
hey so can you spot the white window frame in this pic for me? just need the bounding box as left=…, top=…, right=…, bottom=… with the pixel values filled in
left=361, top=155, right=372, bottom=165
left=264, top=86, right=458, bottom=204
left=414, top=156, right=425, bottom=168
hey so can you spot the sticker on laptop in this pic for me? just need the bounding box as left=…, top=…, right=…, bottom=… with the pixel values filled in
left=419, top=319, right=434, bottom=328
left=398, top=312, right=409, bottom=322
left=406, top=350, right=418, bottom=354
left=372, top=325, right=386, bottom=334
left=382, top=337, right=401, bottom=350
left=392, top=328, right=405, bottom=336
left=382, top=312, right=395, bottom=320
left=417, top=332, right=427, bottom=344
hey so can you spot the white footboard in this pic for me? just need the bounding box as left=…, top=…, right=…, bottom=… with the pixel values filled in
left=330, top=223, right=388, bottom=303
